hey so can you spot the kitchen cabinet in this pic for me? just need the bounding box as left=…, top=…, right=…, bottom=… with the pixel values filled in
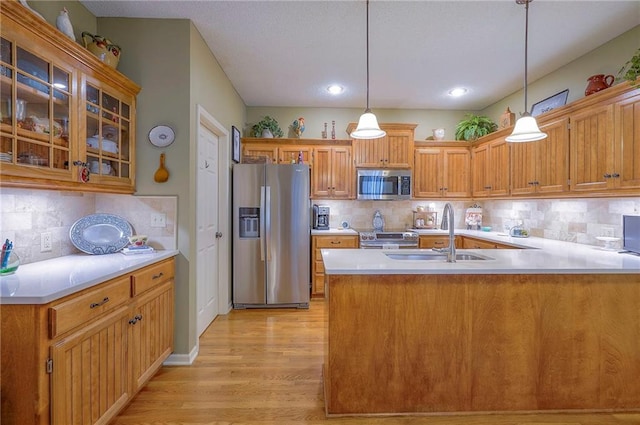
left=461, top=235, right=520, bottom=249
left=312, top=234, right=358, bottom=297
left=418, top=235, right=460, bottom=249
left=569, top=103, right=614, bottom=192
left=510, top=117, right=569, bottom=195
left=413, top=145, right=471, bottom=198
left=0, top=2, right=140, bottom=193
left=472, top=137, right=510, bottom=197
left=612, top=91, right=640, bottom=191
left=348, top=123, right=417, bottom=168
left=311, top=145, right=353, bottom=199
left=241, top=143, right=278, bottom=163
left=1, top=257, right=175, bottom=425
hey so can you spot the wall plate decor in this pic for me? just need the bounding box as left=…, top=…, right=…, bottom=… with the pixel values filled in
left=148, top=125, right=175, bottom=147
left=531, top=89, right=569, bottom=117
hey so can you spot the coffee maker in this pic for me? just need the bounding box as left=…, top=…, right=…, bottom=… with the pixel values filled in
left=312, top=204, right=330, bottom=230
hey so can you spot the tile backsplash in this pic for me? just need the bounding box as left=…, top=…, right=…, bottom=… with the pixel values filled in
left=314, top=197, right=640, bottom=250
left=0, top=188, right=177, bottom=265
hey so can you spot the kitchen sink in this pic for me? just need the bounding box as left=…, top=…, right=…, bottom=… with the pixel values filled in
left=384, top=252, right=494, bottom=261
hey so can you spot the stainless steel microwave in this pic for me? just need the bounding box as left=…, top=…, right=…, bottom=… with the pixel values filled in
left=356, top=169, right=411, bottom=200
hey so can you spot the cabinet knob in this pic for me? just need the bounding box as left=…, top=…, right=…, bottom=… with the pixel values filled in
left=604, top=173, right=612, bottom=178
left=612, top=173, right=620, bottom=178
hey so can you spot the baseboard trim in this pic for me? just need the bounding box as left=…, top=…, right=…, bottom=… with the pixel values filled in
left=163, top=343, right=199, bottom=366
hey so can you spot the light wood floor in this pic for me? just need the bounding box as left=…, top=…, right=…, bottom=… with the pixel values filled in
left=113, top=300, right=640, bottom=425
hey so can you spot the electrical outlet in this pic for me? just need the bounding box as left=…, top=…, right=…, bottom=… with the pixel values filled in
left=41, top=232, right=52, bottom=252
left=151, top=213, right=166, bottom=228
left=603, top=227, right=614, bottom=238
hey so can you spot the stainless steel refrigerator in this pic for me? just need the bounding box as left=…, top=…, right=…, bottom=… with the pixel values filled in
left=233, top=163, right=310, bottom=308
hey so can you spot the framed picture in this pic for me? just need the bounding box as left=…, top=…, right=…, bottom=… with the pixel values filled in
left=232, top=125, right=240, bottom=163
left=531, top=89, right=569, bottom=117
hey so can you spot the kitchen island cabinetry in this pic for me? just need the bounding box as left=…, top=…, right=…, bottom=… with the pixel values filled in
left=0, top=2, right=140, bottom=193
left=348, top=123, right=416, bottom=168
left=472, top=137, right=510, bottom=197
left=510, top=117, right=569, bottom=195
left=1, top=257, right=175, bottom=425
left=311, top=234, right=358, bottom=297
left=413, top=144, right=471, bottom=198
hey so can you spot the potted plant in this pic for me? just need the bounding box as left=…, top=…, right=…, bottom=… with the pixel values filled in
left=251, top=116, right=284, bottom=138
left=617, top=47, right=640, bottom=86
left=454, top=114, right=498, bottom=141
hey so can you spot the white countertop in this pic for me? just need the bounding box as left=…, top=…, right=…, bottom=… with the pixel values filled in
left=0, top=250, right=179, bottom=304
left=322, top=230, right=640, bottom=275
left=311, top=228, right=358, bottom=235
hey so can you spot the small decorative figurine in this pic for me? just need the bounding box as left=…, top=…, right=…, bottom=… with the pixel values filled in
left=322, top=122, right=328, bottom=139
left=290, top=117, right=305, bottom=138
left=331, top=120, right=336, bottom=139
left=56, top=7, right=76, bottom=41
left=499, top=107, right=516, bottom=129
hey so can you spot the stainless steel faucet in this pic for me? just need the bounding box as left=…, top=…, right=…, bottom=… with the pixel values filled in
left=434, top=202, right=456, bottom=262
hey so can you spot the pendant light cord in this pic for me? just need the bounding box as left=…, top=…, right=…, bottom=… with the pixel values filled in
left=522, top=0, right=530, bottom=113
left=365, top=0, right=371, bottom=112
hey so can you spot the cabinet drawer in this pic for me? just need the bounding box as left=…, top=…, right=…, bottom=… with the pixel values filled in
left=315, top=236, right=358, bottom=248
left=131, top=259, right=175, bottom=297
left=49, top=277, right=131, bottom=338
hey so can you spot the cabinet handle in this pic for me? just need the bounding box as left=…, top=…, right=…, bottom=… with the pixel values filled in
left=528, top=181, right=534, bottom=185
left=89, top=297, right=109, bottom=309
left=135, top=314, right=143, bottom=321
left=434, top=241, right=444, bottom=246
left=534, top=181, right=540, bottom=185
left=612, top=173, right=620, bottom=178
left=484, top=186, right=492, bottom=189
left=152, top=272, right=164, bottom=280
left=129, top=314, right=143, bottom=325
left=604, top=173, right=612, bottom=178
left=330, top=241, right=341, bottom=245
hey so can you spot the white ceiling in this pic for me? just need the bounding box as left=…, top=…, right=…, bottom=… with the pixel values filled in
left=79, top=0, right=639, bottom=110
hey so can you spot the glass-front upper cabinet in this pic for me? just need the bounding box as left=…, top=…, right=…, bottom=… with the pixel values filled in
left=0, top=36, right=72, bottom=179
left=84, top=80, right=133, bottom=182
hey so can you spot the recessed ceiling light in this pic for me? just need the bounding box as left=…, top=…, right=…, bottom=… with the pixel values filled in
left=327, top=85, right=344, bottom=95
left=448, top=87, right=468, bottom=97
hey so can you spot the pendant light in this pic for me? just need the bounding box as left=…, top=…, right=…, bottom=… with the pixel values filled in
left=506, top=0, right=547, bottom=143
left=350, top=0, right=386, bottom=139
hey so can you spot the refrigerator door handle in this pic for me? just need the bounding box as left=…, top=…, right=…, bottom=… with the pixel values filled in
left=265, top=186, right=272, bottom=261
left=260, top=185, right=266, bottom=261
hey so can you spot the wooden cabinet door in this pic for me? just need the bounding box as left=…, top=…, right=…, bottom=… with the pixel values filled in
left=472, top=143, right=490, bottom=196
left=537, top=117, right=569, bottom=194
left=569, top=103, right=614, bottom=192
left=614, top=93, right=640, bottom=190
left=50, top=306, right=130, bottom=425
left=129, top=280, right=174, bottom=393
left=487, top=139, right=510, bottom=196
left=387, top=129, right=414, bottom=168
left=311, top=147, right=332, bottom=198
left=510, top=141, right=539, bottom=195
left=353, top=137, right=386, bottom=167
left=242, top=144, right=278, bottom=163
left=330, top=146, right=353, bottom=198
left=442, top=147, right=471, bottom=197
left=413, top=148, right=442, bottom=198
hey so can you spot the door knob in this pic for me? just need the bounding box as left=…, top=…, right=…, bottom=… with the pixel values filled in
left=215, top=232, right=223, bottom=238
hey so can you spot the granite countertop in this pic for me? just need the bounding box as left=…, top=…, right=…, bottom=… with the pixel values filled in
left=321, top=230, right=640, bottom=275
left=0, top=250, right=179, bottom=305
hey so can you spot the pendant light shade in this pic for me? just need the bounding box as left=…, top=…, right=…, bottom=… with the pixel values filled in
left=506, top=0, right=547, bottom=143
left=351, top=0, right=385, bottom=139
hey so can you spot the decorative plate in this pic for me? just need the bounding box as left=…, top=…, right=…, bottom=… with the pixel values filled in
left=70, top=213, right=133, bottom=254
left=148, top=125, right=175, bottom=147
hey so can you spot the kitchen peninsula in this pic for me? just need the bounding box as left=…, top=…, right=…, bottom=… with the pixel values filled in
left=321, top=236, right=640, bottom=416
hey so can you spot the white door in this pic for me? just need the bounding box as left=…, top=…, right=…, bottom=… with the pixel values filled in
left=196, top=123, right=220, bottom=336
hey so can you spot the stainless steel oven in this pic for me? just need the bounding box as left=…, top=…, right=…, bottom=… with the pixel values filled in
left=357, top=169, right=411, bottom=200
left=359, top=230, right=419, bottom=249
